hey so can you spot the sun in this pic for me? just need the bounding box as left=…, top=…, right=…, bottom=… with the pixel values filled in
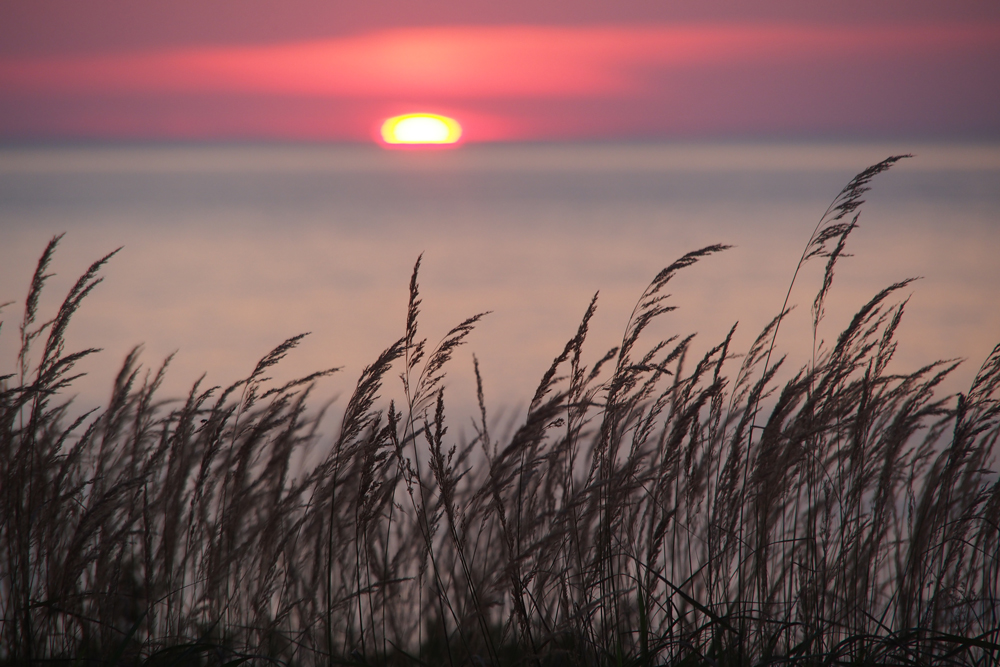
left=380, top=113, right=462, bottom=147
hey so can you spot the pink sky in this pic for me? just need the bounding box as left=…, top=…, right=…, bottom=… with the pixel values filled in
left=2, top=1, right=999, bottom=142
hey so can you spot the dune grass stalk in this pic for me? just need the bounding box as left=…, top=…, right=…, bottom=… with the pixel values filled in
left=1, top=157, right=998, bottom=666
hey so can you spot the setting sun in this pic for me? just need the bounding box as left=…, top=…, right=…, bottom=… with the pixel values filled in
left=380, top=113, right=462, bottom=146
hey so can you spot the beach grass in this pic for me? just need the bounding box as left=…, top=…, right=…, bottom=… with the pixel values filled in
left=1, top=157, right=998, bottom=666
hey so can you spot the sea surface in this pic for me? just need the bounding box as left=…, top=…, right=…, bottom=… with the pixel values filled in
left=2, top=142, right=998, bottom=427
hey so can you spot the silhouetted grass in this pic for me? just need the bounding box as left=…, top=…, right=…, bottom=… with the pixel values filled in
left=2, top=157, right=998, bottom=666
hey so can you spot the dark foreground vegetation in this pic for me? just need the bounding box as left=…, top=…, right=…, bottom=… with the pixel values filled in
left=2, top=157, right=998, bottom=666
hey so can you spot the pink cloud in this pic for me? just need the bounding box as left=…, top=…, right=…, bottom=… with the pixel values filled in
left=2, top=23, right=998, bottom=141
left=3, top=24, right=998, bottom=100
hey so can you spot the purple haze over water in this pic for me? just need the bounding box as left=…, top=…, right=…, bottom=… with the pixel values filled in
left=2, top=142, right=998, bottom=428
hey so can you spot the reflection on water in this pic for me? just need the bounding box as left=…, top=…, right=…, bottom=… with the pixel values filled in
left=1, top=142, right=998, bottom=423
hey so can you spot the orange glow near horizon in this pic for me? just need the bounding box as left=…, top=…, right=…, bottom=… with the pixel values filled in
left=380, top=113, right=462, bottom=146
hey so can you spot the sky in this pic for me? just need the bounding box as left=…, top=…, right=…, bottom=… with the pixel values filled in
left=2, top=0, right=999, bottom=142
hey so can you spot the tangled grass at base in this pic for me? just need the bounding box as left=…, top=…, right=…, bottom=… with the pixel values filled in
left=1, top=157, right=999, bottom=667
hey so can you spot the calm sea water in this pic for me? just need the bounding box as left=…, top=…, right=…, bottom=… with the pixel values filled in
left=2, top=142, right=998, bottom=424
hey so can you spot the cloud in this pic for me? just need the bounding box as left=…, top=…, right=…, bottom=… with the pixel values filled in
left=4, top=23, right=998, bottom=100
left=2, top=23, right=998, bottom=141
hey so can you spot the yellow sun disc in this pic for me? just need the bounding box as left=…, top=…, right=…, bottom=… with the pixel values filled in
left=381, top=113, right=462, bottom=145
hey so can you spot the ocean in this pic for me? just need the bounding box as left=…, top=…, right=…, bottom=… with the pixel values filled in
left=2, top=142, right=998, bottom=426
